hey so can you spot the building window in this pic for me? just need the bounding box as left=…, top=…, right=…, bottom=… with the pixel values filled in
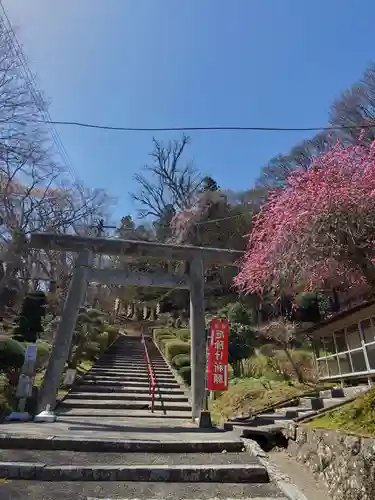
left=346, top=325, right=362, bottom=350
left=350, top=349, right=367, bottom=372
left=366, top=343, right=375, bottom=369
left=323, top=336, right=335, bottom=356
left=317, top=358, right=328, bottom=378
left=361, top=318, right=375, bottom=344
left=334, top=329, right=347, bottom=353
left=338, top=352, right=352, bottom=374
left=327, top=356, right=340, bottom=376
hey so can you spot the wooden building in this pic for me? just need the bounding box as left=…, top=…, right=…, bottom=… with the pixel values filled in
left=307, top=299, right=375, bottom=386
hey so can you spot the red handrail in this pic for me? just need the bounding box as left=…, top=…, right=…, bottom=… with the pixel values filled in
left=141, top=334, right=156, bottom=412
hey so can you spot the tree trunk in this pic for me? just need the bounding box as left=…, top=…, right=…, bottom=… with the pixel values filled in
left=283, top=346, right=304, bottom=383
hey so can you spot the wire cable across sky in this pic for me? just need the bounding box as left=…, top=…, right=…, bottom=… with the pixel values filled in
left=35, top=119, right=375, bottom=134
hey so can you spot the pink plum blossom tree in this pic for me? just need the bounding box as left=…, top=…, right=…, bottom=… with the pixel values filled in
left=235, top=139, right=375, bottom=296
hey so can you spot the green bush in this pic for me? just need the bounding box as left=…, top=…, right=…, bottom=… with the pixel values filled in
left=171, top=353, right=190, bottom=368
left=153, top=329, right=176, bottom=343
left=34, top=341, right=51, bottom=369
left=174, top=329, right=190, bottom=342
left=153, top=329, right=176, bottom=350
left=164, top=340, right=190, bottom=361
left=179, top=365, right=191, bottom=385
left=0, top=336, right=25, bottom=371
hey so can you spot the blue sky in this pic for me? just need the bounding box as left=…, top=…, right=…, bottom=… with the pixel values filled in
left=4, top=0, right=375, bottom=223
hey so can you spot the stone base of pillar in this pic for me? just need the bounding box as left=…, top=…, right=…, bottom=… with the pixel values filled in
left=34, top=408, right=56, bottom=423
left=6, top=411, right=33, bottom=422
left=198, top=410, right=213, bottom=428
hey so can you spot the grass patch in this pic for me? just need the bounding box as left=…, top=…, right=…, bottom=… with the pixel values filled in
left=210, top=378, right=319, bottom=425
left=308, top=387, right=375, bottom=437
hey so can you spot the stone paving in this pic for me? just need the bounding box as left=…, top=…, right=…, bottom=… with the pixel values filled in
left=0, top=334, right=297, bottom=499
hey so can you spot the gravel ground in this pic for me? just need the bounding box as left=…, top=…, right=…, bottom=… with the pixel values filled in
left=0, top=480, right=289, bottom=500
left=0, top=451, right=258, bottom=467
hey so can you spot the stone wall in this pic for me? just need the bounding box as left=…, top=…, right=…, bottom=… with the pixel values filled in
left=287, top=426, right=375, bottom=500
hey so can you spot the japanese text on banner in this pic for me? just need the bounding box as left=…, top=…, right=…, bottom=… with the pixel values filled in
left=207, top=318, right=229, bottom=391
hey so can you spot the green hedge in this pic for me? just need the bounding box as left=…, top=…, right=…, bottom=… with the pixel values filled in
left=159, top=336, right=176, bottom=351
left=179, top=365, right=191, bottom=385
left=34, top=341, right=51, bottom=369
left=0, top=336, right=25, bottom=371
left=153, top=329, right=176, bottom=343
left=164, top=340, right=190, bottom=361
left=172, top=353, right=190, bottom=369
left=174, top=329, right=190, bottom=342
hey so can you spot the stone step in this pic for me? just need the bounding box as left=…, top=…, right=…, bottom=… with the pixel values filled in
left=94, top=361, right=169, bottom=368
left=224, top=421, right=286, bottom=435
left=0, top=450, right=256, bottom=467
left=0, top=479, right=287, bottom=499
left=93, top=366, right=170, bottom=372
left=72, top=385, right=186, bottom=395
left=0, top=461, right=268, bottom=483
left=66, top=392, right=190, bottom=402
left=60, top=399, right=192, bottom=412
left=87, top=371, right=175, bottom=379
left=274, top=406, right=315, bottom=419
left=299, top=396, right=349, bottom=410
left=56, top=408, right=192, bottom=418
left=318, top=386, right=368, bottom=399
left=79, top=380, right=180, bottom=389
left=83, top=376, right=179, bottom=384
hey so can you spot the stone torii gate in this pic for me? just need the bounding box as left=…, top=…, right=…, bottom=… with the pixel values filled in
left=30, top=232, right=243, bottom=421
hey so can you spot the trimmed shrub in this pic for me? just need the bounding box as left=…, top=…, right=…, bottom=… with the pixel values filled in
left=0, top=336, right=25, bottom=371
left=153, top=329, right=176, bottom=343
left=159, top=336, right=177, bottom=351
left=34, top=341, right=52, bottom=369
left=164, top=340, right=190, bottom=361
left=174, top=329, right=190, bottom=342
left=179, top=365, right=191, bottom=385
left=171, top=353, right=190, bottom=369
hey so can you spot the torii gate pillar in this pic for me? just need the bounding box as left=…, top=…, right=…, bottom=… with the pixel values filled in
left=189, top=254, right=206, bottom=421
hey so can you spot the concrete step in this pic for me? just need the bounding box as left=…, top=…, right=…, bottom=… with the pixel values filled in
left=299, top=396, right=324, bottom=410
left=60, top=399, right=192, bottom=412
left=318, top=386, right=368, bottom=399
left=0, top=461, right=268, bottom=483
left=0, top=440, right=244, bottom=456
left=84, top=375, right=181, bottom=385
left=86, top=371, right=175, bottom=381
left=93, top=364, right=170, bottom=370
left=0, top=479, right=288, bottom=499
left=79, top=380, right=180, bottom=389
left=56, top=408, right=192, bottom=418
left=299, top=396, right=349, bottom=410
left=66, top=392, right=190, bottom=402
left=90, top=366, right=171, bottom=373
left=274, top=406, right=315, bottom=419
left=72, top=385, right=186, bottom=395
left=0, top=450, right=256, bottom=466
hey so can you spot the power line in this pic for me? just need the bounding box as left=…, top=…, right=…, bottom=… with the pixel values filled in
left=0, top=2, right=77, bottom=179
left=32, top=119, right=375, bottom=134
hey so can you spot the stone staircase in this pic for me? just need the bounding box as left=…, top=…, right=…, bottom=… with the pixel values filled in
left=0, top=333, right=293, bottom=499
left=225, top=385, right=369, bottom=445
left=57, top=334, right=192, bottom=418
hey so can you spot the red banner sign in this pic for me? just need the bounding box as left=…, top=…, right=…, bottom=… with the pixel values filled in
left=207, top=318, right=229, bottom=391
